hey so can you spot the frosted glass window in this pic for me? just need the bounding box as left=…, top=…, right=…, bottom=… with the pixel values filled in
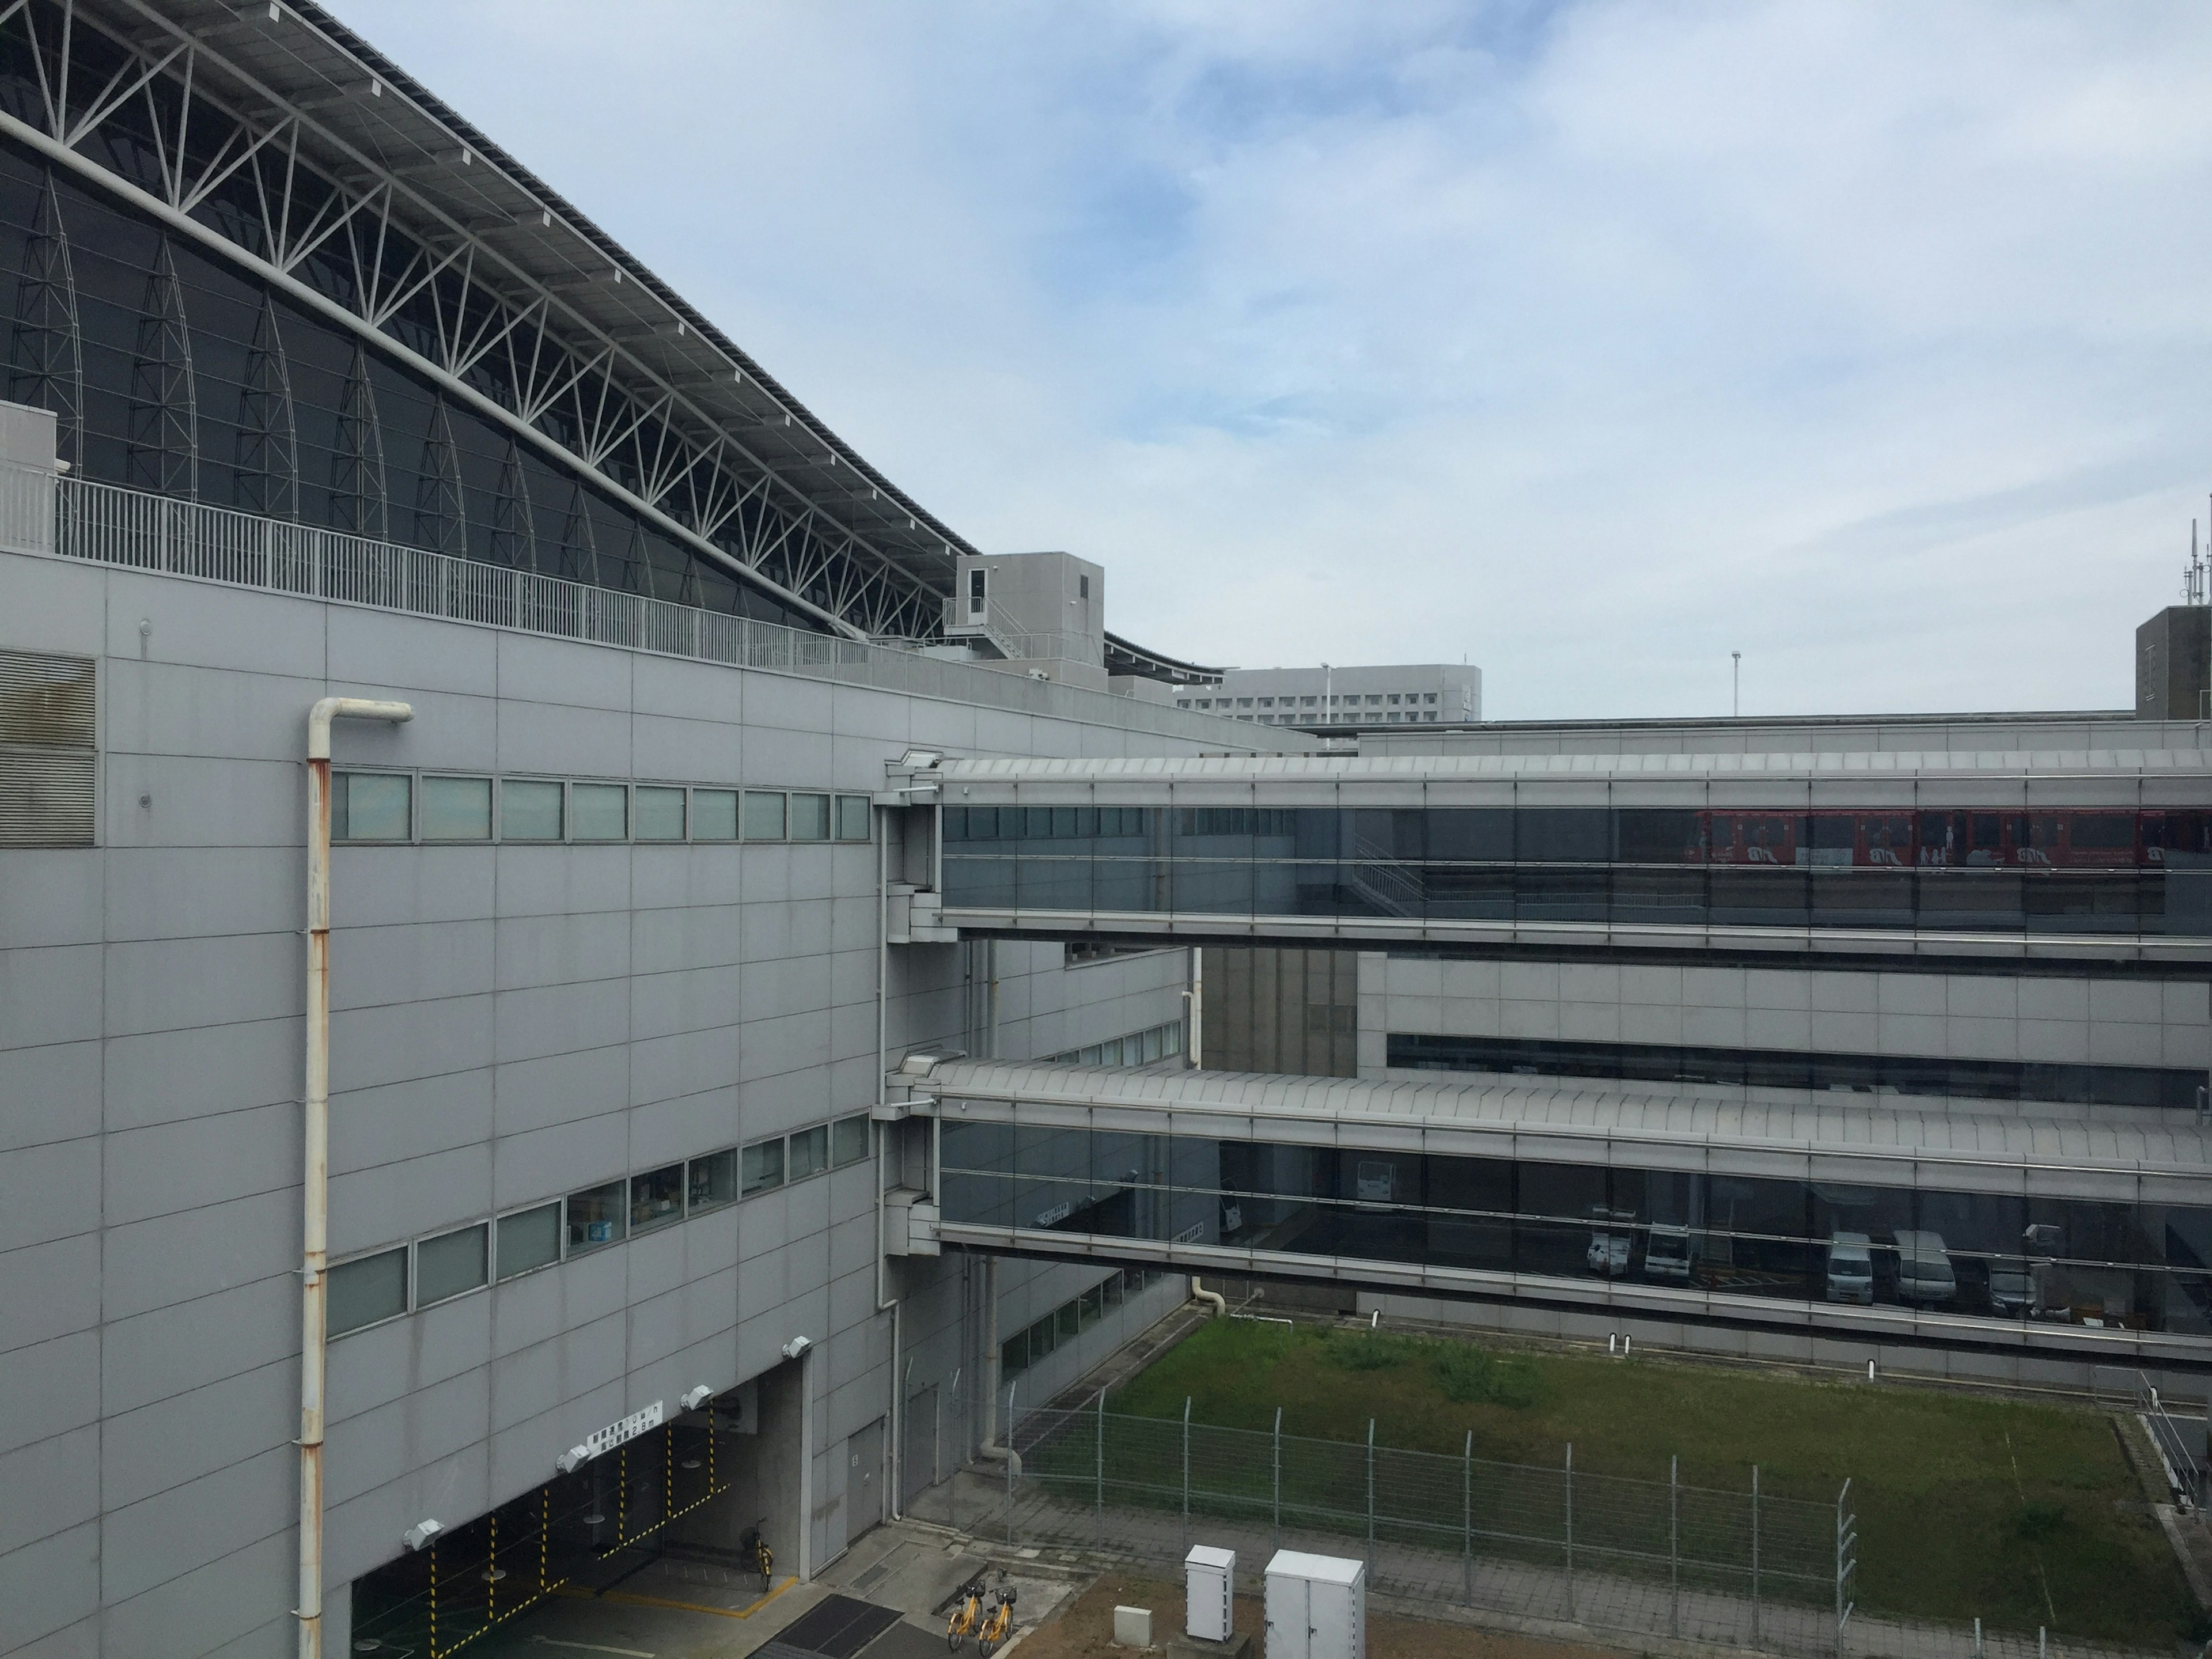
left=837, top=796, right=871, bottom=842
left=635, top=786, right=686, bottom=842
left=421, top=775, right=491, bottom=840
left=415, top=1224, right=487, bottom=1305
left=495, top=1204, right=560, bottom=1279
left=741, top=1138, right=785, bottom=1194
left=501, top=779, right=563, bottom=840
left=790, top=793, right=831, bottom=842
left=328, top=1248, right=407, bottom=1335
left=832, top=1114, right=870, bottom=1167
left=741, top=791, right=786, bottom=840
left=571, top=783, right=627, bottom=841
left=334, top=772, right=410, bottom=842
left=789, top=1124, right=828, bottom=1180
left=694, top=789, right=738, bottom=841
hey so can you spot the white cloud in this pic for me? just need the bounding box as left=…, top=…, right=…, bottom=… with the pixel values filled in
left=335, top=0, right=2212, bottom=717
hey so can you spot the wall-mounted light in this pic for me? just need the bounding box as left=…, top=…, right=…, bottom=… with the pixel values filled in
left=555, top=1445, right=590, bottom=1474
left=680, top=1384, right=712, bottom=1412
left=403, top=1519, right=442, bottom=1551
left=781, top=1335, right=812, bottom=1361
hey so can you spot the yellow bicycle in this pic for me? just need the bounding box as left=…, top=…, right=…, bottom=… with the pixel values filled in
left=977, top=1585, right=1018, bottom=1657
left=945, top=1578, right=986, bottom=1651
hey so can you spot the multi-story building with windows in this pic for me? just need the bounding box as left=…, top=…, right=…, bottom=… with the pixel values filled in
left=1177, top=662, right=1482, bottom=729
left=4, top=5, right=2211, bottom=1659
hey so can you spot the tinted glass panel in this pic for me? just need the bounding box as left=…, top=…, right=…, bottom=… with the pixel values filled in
left=336, top=772, right=410, bottom=841
left=571, top=783, right=627, bottom=840
left=634, top=786, right=685, bottom=842
left=495, top=1204, right=561, bottom=1279
left=420, top=775, right=491, bottom=840
left=790, top=1125, right=829, bottom=1179
left=741, top=791, right=786, bottom=840
left=566, top=1180, right=625, bottom=1251
left=415, top=1224, right=487, bottom=1305
left=688, top=1149, right=738, bottom=1210
left=328, top=1248, right=407, bottom=1335
left=501, top=779, right=563, bottom=840
left=742, top=1138, right=785, bottom=1193
left=790, top=793, right=831, bottom=841
left=630, top=1163, right=684, bottom=1232
left=833, top=1115, right=871, bottom=1166
left=694, top=789, right=738, bottom=841
left=838, top=796, right=872, bottom=840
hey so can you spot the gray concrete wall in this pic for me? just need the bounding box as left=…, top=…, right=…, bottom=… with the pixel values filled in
left=0, top=544, right=1208, bottom=1658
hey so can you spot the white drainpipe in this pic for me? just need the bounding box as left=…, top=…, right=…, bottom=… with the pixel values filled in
left=298, top=697, right=412, bottom=1659
left=874, top=809, right=904, bottom=1521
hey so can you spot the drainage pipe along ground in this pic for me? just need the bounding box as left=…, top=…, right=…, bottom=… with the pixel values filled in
left=298, top=698, right=412, bottom=1659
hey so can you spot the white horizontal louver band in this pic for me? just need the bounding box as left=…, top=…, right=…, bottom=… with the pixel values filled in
left=0, top=649, right=96, bottom=847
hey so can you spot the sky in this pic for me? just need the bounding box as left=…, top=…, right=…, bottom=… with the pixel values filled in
left=334, top=0, right=2212, bottom=720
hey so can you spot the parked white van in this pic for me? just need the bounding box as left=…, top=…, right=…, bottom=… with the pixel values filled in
left=1826, top=1232, right=1874, bottom=1304
left=1892, top=1230, right=1956, bottom=1304
left=1644, top=1225, right=1693, bottom=1282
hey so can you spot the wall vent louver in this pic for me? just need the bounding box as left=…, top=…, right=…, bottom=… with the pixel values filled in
left=0, top=648, right=96, bottom=846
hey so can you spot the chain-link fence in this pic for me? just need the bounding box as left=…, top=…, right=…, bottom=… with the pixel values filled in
left=907, top=1381, right=2154, bottom=1659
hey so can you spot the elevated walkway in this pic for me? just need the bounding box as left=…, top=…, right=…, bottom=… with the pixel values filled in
left=899, top=1058, right=2212, bottom=1372
left=898, top=749, right=2212, bottom=969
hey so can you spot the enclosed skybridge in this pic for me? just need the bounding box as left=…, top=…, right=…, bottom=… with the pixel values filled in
left=908, top=1058, right=2212, bottom=1370
left=893, top=748, right=2212, bottom=969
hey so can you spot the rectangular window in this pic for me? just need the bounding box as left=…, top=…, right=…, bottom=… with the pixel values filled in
left=415, top=1224, right=488, bottom=1306
left=328, top=1247, right=408, bottom=1336
left=332, top=772, right=411, bottom=842
left=495, top=1203, right=561, bottom=1279
left=832, top=1114, right=871, bottom=1166
left=420, top=775, right=491, bottom=840
left=1388, top=694, right=1401, bottom=704
left=688, top=1148, right=738, bottom=1212
left=1237, top=699, right=1252, bottom=708
left=741, top=1138, right=785, bottom=1194
left=693, top=789, right=738, bottom=841
left=1195, top=699, right=1209, bottom=709
left=1302, top=696, right=1317, bottom=707
left=790, top=793, right=831, bottom=841
left=1425, top=692, right=1438, bottom=703
left=566, top=1180, right=626, bottom=1252
left=741, top=790, right=787, bottom=840
left=1366, top=695, right=1381, bottom=705
left=1078, top=574, right=1090, bottom=599
left=1258, top=698, right=1273, bottom=708
left=571, top=783, right=628, bottom=841
left=1177, top=700, right=1190, bottom=709
left=635, top=786, right=687, bottom=842
left=500, top=778, right=563, bottom=840
left=836, top=796, right=872, bottom=842
left=1001, top=1332, right=1028, bottom=1377
left=630, top=1163, right=684, bottom=1232
left=789, top=1124, right=829, bottom=1180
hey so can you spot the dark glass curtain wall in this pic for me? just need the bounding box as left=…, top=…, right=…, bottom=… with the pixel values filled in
left=941, top=806, right=2212, bottom=938
left=941, top=1116, right=2212, bottom=1337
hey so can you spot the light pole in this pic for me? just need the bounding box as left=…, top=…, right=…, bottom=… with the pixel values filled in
left=1732, top=651, right=1741, bottom=719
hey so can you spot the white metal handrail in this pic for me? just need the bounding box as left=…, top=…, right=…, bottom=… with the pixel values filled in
left=19, top=468, right=1289, bottom=747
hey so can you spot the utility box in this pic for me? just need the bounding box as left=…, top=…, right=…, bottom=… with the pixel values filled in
left=1263, top=1550, right=1364, bottom=1659
left=1186, top=1545, right=1235, bottom=1641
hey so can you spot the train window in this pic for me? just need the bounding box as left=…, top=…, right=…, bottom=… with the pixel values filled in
left=1615, top=809, right=1701, bottom=863
left=2070, top=815, right=2135, bottom=851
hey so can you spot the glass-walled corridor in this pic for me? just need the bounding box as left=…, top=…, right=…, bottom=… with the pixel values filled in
left=940, top=1117, right=2212, bottom=1338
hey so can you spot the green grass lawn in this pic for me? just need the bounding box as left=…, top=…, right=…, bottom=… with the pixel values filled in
left=1099, top=1320, right=2195, bottom=1648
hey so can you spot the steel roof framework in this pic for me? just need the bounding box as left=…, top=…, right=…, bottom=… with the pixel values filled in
left=0, top=0, right=976, bottom=637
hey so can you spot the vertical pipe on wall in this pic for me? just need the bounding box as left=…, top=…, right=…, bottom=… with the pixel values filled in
left=873, top=808, right=903, bottom=1522
left=297, top=697, right=410, bottom=1659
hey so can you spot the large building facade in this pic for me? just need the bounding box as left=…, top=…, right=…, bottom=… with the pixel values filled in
left=6, top=6, right=2212, bottom=1659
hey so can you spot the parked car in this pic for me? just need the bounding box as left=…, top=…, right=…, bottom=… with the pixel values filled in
left=1825, top=1231, right=1874, bottom=1304
left=1892, top=1230, right=1957, bottom=1304
left=1587, top=1232, right=1631, bottom=1275
left=1644, top=1225, right=1693, bottom=1282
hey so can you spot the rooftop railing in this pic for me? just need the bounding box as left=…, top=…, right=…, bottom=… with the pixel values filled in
left=9, top=464, right=1289, bottom=749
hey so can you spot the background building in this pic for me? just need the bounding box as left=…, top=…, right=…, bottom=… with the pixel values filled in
left=1177, top=662, right=1482, bottom=728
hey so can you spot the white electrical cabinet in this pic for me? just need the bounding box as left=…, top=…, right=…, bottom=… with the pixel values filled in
left=1186, top=1544, right=1236, bottom=1641
left=1263, top=1550, right=1365, bottom=1659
